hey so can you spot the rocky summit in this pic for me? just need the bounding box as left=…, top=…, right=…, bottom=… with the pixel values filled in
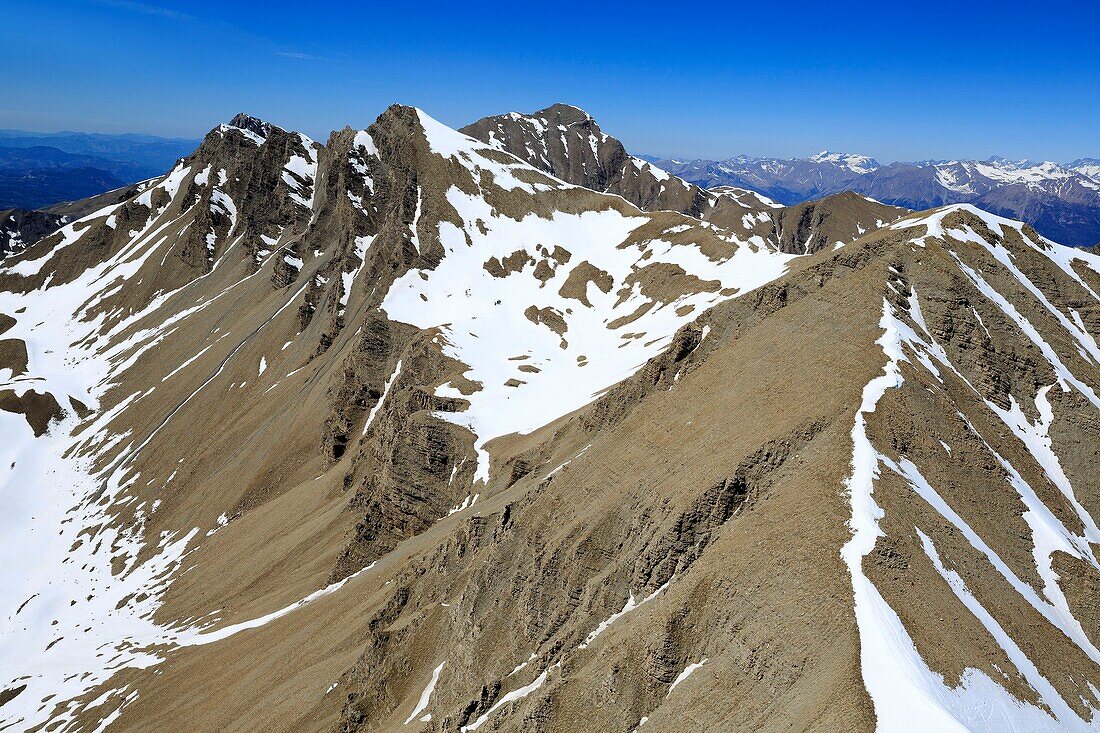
left=1, top=103, right=1100, bottom=733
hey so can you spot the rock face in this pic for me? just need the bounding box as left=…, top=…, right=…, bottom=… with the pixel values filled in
left=0, top=208, right=63, bottom=258
left=1, top=104, right=1100, bottom=733
left=462, top=105, right=906, bottom=254
left=460, top=104, right=625, bottom=189
left=460, top=103, right=784, bottom=242
left=767, top=191, right=907, bottom=254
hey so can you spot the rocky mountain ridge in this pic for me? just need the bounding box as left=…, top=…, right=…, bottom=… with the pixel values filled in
left=0, top=208, right=64, bottom=258
left=0, top=104, right=1099, bottom=733
left=461, top=104, right=907, bottom=255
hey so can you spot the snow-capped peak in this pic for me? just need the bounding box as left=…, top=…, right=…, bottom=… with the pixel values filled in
left=1068, top=158, right=1100, bottom=183
left=227, top=112, right=272, bottom=139
left=808, top=151, right=879, bottom=174
left=969, top=158, right=1079, bottom=184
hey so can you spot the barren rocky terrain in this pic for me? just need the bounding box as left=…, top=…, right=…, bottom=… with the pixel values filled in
left=1, top=104, right=1099, bottom=733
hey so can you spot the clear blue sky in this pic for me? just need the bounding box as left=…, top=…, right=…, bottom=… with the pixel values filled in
left=3, top=0, right=1098, bottom=162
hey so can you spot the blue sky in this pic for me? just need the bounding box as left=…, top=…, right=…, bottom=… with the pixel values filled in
left=3, top=0, right=1098, bottom=162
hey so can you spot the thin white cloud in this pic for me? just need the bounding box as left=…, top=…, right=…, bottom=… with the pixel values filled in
left=96, top=0, right=193, bottom=20
left=276, top=51, right=321, bottom=61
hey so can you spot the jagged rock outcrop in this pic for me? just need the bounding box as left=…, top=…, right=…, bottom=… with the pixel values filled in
left=460, top=104, right=782, bottom=240
left=462, top=105, right=907, bottom=253
left=0, top=208, right=62, bottom=258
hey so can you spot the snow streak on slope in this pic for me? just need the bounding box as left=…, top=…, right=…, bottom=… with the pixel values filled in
left=382, top=176, right=795, bottom=481
left=176, top=562, right=377, bottom=647
left=404, top=661, right=445, bottom=724
left=842, top=299, right=1099, bottom=732
left=710, top=185, right=783, bottom=210
left=283, top=135, right=320, bottom=210
left=461, top=669, right=549, bottom=732
left=844, top=213, right=1100, bottom=732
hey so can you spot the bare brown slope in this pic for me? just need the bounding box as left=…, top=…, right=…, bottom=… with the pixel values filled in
left=100, top=208, right=1100, bottom=733
left=768, top=190, right=908, bottom=254
left=93, top=219, right=894, bottom=733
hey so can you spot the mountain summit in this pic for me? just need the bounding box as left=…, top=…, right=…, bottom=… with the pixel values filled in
left=461, top=104, right=905, bottom=254
left=808, top=150, right=880, bottom=174
left=1, top=104, right=1099, bottom=733
left=227, top=112, right=272, bottom=138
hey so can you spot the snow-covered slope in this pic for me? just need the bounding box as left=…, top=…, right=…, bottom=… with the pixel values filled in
left=385, top=114, right=796, bottom=479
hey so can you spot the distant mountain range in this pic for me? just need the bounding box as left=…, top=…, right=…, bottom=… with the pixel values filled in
left=645, top=153, right=1100, bottom=246
left=0, top=129, right=200, bottom=173
left=1, top=123, right=1096, bottom=247
left=0, top=130, right=199, bottom=209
